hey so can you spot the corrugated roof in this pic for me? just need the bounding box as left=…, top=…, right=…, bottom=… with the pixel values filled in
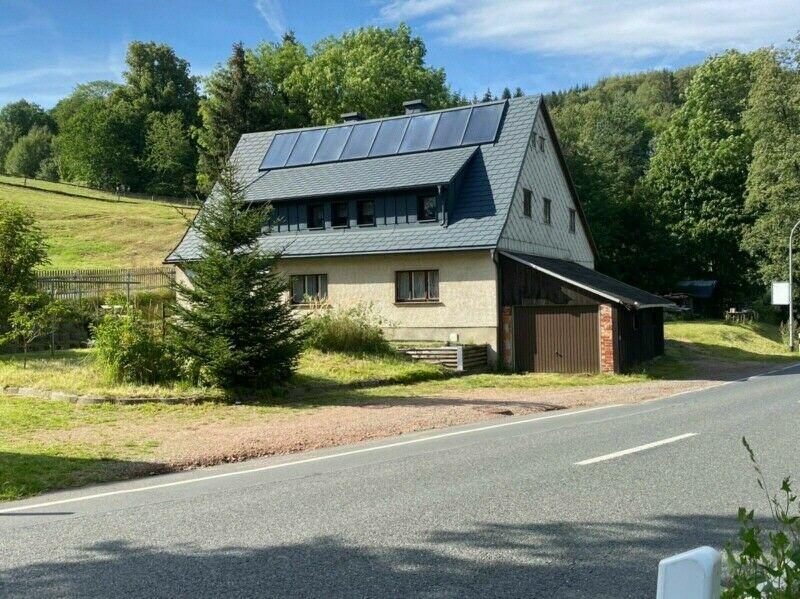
left=501, top=251, right=674, bottom=309
left=243, top=145, right=477, bottom=201
left=167, top=96, right=544, bottom=263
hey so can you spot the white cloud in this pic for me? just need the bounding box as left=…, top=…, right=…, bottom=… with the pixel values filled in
left=380, top=0, right=799, bottom=57
left=255, top=0, right=288, bottom=39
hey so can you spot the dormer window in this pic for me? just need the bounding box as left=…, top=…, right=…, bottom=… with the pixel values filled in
left=332, top=201, right=349, bottom=227
left=417, top=195, right=438, bottom=222
left=308, top=203, right=325, bottom=229
left=357, top=200, right=375, bottom=226
left=542, top=198, right=552, bottom=225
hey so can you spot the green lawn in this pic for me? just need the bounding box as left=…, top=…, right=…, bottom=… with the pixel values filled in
left=1, top=319, right=796, bottom=502
left=0, top=179, right=195, bottom=269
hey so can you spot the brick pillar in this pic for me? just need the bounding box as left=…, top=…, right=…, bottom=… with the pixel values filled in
left=599, top=303, right=616, bottom=373
left=501, top=306, right=514, bottom=370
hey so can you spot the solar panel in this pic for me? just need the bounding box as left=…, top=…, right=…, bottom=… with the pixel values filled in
left=399, top=113, right=440, bottom=153
left=285, top=129, right=325, bottom=166
left=340, top=121, right=380, bottom=160
left=462, top=103, right=504, bottom=145
left=259, top=101, right=505, bottom=170
left=260, top=131, right=299, bottom=169
left=369, top=117, right=410, bottom=157
left=429, top=107, right=470, bottom=149
left=312, top=125, right=352, bottom=163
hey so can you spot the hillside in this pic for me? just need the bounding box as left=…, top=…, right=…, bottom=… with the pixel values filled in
left=0, top=179, right=196, bottom=269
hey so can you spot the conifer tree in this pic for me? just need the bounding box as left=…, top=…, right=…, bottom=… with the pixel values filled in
left=171, top=161, right=302, bottom=389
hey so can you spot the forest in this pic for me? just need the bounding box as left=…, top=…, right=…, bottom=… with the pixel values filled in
left=1, top=24, right=798, bottom=304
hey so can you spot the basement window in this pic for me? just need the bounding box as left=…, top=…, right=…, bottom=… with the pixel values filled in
left=357, top=200, right=375, bottom=226
left=543, top=198, right=552, bottom=225
left=332, top=201, right=349, bottom=228
left=291, top=274, right=328, bottom=304
left=396, top=270, right=439, bottom=302
left=307, top=203, right=325, bottom=229
left=569, top=208, right=576, bottom=233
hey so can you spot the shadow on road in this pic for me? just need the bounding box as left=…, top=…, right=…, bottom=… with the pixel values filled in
left=0, top=514, right=744, bottom=598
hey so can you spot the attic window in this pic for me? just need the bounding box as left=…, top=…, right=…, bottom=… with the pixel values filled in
left=569, top=208, right=576, bottom=233
left=523, top=188, right=532, bottom=218
left=417, top=195, right=438, bottom=222
left=542, top=198, right=552, bottom=225
left=357, top=200, right=375, bottom=226
left=538, top=135, right=545, bottom=152
left=332, top=201, right=349, bottom=227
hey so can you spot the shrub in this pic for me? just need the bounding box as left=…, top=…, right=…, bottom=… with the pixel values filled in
left=35, top=156, right=59, bottom=181
left=303, top=302, right=393, bottom=355
left=92, top=310, right=176, bottom=384
left=723, top=438, right=800, bottom=598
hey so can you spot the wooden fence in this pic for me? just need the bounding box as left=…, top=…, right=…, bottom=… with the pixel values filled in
left=36, top=267, right=175, bottom=301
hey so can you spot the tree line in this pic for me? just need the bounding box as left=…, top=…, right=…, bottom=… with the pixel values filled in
left=549, top=36, right=800, bottom=303
left=1, top=24, right=798, bottom=304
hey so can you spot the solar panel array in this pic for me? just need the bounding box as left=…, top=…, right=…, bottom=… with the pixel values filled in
left=259, top=101, right=505, bottom=171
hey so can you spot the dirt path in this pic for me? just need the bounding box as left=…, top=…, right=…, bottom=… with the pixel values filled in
left=38, top=360, right=783, bottom=472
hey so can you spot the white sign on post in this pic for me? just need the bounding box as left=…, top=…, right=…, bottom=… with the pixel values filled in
left=772, top=282, right=790, bottom=305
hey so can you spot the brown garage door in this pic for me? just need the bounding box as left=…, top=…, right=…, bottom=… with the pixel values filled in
left=514, top=305, right=599, bottom=373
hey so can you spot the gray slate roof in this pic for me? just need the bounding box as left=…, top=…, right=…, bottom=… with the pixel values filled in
left=245, top=145, right=476, bottom=201
left=501, top=251, right=674, bottom=309
left=167, top=95, right=542, bottom=262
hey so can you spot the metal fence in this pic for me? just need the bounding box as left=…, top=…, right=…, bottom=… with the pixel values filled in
left=36, top=267, right=175, bottom=301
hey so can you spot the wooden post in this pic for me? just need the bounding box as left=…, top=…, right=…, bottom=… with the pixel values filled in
left=126, top=272, right=131, bottom=304
left=50, top=280, right=55, bottom=356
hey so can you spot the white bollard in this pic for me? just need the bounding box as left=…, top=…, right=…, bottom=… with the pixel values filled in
left=656, top=546, right=721, bottom=599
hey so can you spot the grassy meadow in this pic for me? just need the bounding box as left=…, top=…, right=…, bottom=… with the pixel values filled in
left=0, top=177, right=196, bottom=269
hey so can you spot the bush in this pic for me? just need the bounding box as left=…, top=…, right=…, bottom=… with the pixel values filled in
left=92, top=310, right=176, bottom=384
left=35, top=156, right=59, bottom=181
left=723, top=438, right=800, bottom=598
left=303, top=303, right=393, bottom=355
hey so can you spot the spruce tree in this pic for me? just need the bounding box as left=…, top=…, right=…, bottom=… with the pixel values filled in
left=171, top=161, right=302, bottom=389
left=195, top=43, right=272, bottom=190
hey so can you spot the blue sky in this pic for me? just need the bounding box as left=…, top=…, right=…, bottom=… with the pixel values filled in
left=1, top=0, right=797, bottom=108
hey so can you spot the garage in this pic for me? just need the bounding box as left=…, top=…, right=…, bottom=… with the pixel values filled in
left=499, top=251, right=674, bottom=374
left=513, top=305, right=599, bottom=373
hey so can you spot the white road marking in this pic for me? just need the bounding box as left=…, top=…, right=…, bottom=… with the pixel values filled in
left=642, top=361, right=800, bottom=404
left=574, top=433, right=697, bottom=466
left=0, top=403, right=623, bottom=514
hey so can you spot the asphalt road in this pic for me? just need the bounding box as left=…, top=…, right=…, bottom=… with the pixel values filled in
left=2, top=363, right=800, bottom=598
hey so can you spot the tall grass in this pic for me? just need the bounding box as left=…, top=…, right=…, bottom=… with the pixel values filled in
left=303, top=302, right=393, bottom=355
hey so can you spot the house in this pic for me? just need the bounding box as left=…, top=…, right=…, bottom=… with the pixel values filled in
left=167, top=96, right=672, bottom=373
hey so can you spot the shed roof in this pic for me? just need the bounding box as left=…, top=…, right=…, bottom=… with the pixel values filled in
left=500, top=251, right=674, bottom=309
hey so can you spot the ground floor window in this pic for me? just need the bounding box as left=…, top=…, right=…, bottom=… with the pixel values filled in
left=396, top=270, right=439, bottom=302
left=291, top=274, right=328, bottom=304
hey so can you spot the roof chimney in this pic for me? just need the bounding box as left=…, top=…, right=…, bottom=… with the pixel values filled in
left=341, top=111, right=365, bottom=123
left=403, top=99, right=428, bottom=115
